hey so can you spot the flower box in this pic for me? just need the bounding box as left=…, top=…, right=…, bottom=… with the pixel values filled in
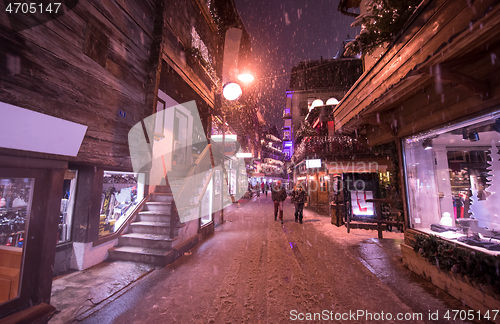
left=401, top=243, right=500, bottom=324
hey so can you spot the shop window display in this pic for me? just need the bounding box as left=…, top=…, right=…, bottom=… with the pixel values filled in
left=227, top=165, right=236, bottom=196
left=0, top=178, right=33, bottom=304
left=238, top=172, right=247, bottom=198
left=404, top=112, right=500, bottom=252
left=58, top=170, right=77, bottom=244
left=99, top=172, right=144, bottom=237
left=200, top=178, right=213, bottom=226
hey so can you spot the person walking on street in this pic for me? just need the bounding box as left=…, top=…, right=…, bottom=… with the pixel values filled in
left=264, top=181, right=268, bottom=197
left=261, top=182, right=265, bottom=195
left=291, top=185, right=306, bottom=224
left=272, top=181, right=287, bottom=224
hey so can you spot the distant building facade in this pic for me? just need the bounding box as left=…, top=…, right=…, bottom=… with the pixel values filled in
left=285, top=57, right=362, bottom=148
left=283, top=51, right=363, bottom=210
left=249, top=125, right=286, bottom=189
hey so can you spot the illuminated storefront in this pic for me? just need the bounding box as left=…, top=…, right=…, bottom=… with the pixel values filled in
left=99, top=171, right=145, bottom=237
left=403, top=111, right=500, bottom=251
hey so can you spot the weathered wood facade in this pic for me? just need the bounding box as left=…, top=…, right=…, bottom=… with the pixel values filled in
left=333, top=0, right=500, bottom=311
left=334, top=0, right=500, bottom=144
left=0, top=0, right=157, bottom=318
left=1, top=0, right=156, bottom=169
left=0, top=0, right=255, bottom=319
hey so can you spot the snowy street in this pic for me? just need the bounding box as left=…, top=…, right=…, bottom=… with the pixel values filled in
left=2, top=0, right=500, bottom=322
left=79, top=196, right=480, bottom=324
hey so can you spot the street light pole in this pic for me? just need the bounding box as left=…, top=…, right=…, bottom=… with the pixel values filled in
left=220, top=73, right=253, bottom=222
left=222, top=115, right=226, bottom=159
left=221, top=114, right=226, bottom=224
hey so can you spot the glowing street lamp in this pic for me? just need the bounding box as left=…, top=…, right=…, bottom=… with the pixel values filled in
left=237, top=73, right=254, bottom=83
left=309, top=99, right=324, bottom=111
left=222, top=82, right=242, bottom=101
left=326, top=97, right=339, bottom=105
left=220, top=73, right=253, bottom=205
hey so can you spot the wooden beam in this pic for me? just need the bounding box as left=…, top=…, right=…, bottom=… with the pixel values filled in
left=345, top=51, right=494, bottom=132
left=143, top=0, right=165, bottom=119
left=367, top=82, right=500, bottom=147
left=351, top=41, right=500, bottom=146
left=366, top=119, right=398, bottom=137
left=0, top=303, right=56, bottom=324
left=439, top=53, right=490, bottom=71
left=334, top=0, right=499, bottom=132
left=416, top=3, right=500, bottom=72
left=395, top=139, right=409, bottom=232
left=365, top=126, right=392, bottom=147
left=191, top=0, right=218, bottom=33
left=439, top=68, right=490, bottom=100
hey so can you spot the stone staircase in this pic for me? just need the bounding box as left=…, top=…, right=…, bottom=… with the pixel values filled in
left=107, top=166, right=192, bottom=266
left=107, top=162, right=214, bottom=266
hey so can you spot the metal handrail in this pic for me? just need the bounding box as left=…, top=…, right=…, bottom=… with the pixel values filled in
left=176, top=144, right=213, bottom=197
left=172, top=143, right=215, bottom=228
left=197, top=169, right=215, bottom=204
left=176, top=168, right=214, bottom=227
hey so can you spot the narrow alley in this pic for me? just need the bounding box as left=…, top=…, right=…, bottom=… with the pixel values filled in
left=75, top=196, right=479, bottom=324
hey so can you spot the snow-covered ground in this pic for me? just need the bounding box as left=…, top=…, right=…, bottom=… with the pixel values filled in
left=79, top=196, right=481, bottom=324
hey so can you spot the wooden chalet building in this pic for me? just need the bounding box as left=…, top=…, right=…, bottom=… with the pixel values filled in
left=0, top=0, right=253, bottom=320
left=285, top=54, right=397, bottom=216
left=334, top=0, right=500, bottom=315
left=292, top=104, right=395, bottom=223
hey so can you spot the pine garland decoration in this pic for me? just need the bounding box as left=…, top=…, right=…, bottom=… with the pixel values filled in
left=346, top=0, right=422, bottom=56
left=413, top=234, right=500, bottom=294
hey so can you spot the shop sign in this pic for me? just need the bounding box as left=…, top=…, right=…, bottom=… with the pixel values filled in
left=306, top=159, right=321, bottom=168
left=351, top=191, right=374, bottom=217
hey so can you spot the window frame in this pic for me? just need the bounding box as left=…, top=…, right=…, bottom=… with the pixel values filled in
left=402, top=109, right=500, bottom=251
left=0, top=166, right=62, bottom=314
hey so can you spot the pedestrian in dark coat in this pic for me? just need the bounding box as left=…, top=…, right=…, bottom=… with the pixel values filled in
left=291, top=186, right=306, bottom=224
left=264, top=182, right=268, bottom=197
left=272, top=181, right=287, bottom=224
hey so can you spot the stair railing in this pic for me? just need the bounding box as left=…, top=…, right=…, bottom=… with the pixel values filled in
left=171, top=143, right=214, bottom=236
left=196, top=169, right=215, bottom=222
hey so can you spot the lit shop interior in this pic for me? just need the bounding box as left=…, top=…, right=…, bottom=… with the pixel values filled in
left=99, top=171, right=144, bottom=237
left=0, top=178, right=33, bottom=303
left=404, top=112, right=500, bottom=251
left=294, top=158, right=393, bottom=220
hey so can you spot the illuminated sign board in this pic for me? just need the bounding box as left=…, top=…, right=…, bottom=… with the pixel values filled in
left=211, top=134, right=237, bottom=142
left=236, top=152, right=253, bottom=158
left=306, top=159, right=321, bottom=168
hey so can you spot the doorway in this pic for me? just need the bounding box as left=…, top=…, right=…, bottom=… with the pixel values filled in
left=173, top=109, right=188, bottom=166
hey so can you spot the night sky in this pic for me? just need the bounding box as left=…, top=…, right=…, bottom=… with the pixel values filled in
left=233, top=0, right=360, bottom=130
